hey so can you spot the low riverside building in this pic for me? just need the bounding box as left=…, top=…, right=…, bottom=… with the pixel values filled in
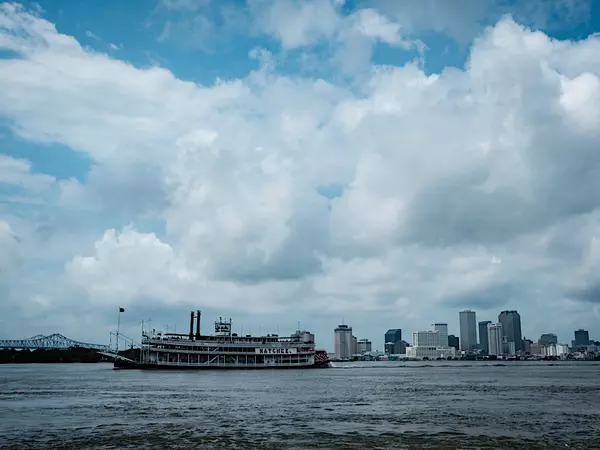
left=406, top=345, right=455, bottom=359
left=540, top=343, right=570, bottom=357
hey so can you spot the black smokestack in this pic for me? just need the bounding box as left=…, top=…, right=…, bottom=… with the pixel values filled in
left=196, top=310, right=201, bottom=339
left=189, top=311, right=195, bottom=340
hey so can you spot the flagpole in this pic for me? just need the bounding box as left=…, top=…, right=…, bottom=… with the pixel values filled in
left=116, top=308, right=121, bottom=353
left=140, top=319, right=144, bottom=363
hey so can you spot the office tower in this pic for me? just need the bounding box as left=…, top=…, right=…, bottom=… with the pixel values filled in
left=385, top=329, right=402, bottom=344
left=478, top=321, right=491, bottom=353
left=574, top=329, right=590, bottom=347
left=385, top=340, right=407, bottom=355
left=498, top=310, right=523, bottom=352
left=413, top=330, right=441, bottom=347
left=384, top=329, right=402, bottom=355
left=522, top=338, right=533, bottom=354
left=395, top=340, right=407, bottom=354
left=503, top=337, right=515, bottom=355
left=538, top=333, right=558, bottom=346
left=487, top=323, right=503, bottom=356
left=433, top=323, right=448, bottom=348
left=407, top=329, right=455, bottom=359
left=459, top=310, right=477, bottom=350
left=448, top=334, right=459, bottom=350
left=351, top=335, right=358, bottom=355
left=357, top=338, right=372, bottom=354
left=292, top=330, right=315, bottom=343
left=334, top=324, right=353, bottom=360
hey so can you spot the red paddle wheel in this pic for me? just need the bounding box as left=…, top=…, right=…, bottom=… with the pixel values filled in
left=313, top=350, right=331, bottom=368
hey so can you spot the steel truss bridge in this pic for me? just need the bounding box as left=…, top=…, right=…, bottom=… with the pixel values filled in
left=0, top=334, right=109, bottom=351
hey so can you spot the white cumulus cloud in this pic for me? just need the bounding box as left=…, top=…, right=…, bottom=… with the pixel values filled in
left=1, top=3, right=600, bottom=348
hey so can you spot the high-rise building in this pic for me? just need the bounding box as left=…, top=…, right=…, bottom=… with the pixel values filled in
left=413, top=330, right=441, bottom=347
left=448, top=334, right=459, bottom=350
left=334, top=324, right=353, bottom=360
left=433, top=323, right=448, bottom=348
left=351, top=335, right=358, bottom=355
left=459, top=310, right=477, bottom=351
left=385, top=341, right=408, bottom=355
left=357, top=338, right=372, bottom=354
left=538, top=333, right=558, bottom=346
left=523, top=338, right=533, bottom=354
left=498, top=310, right=523, bottom=353
left=487, top=323, right=503, bottom=356
left=292, top=330, right=315, bottom=343
left=407, top=329, right=455, bottom=359
left=574, top=329, right=590, bottom=347
left=478, top=321, right=491, bottom=354
left=396, top=340, right=407, bottom=354
left=385, top=329, right=402, bottom=344
left=385, top=340, right=408, bottom=355
left=384, top=329, right=402, bottom=355
left=503, top=338, right=516, bottom=356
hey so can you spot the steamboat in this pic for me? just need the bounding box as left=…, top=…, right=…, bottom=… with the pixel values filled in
left=112, top=311, right=330, bottom=370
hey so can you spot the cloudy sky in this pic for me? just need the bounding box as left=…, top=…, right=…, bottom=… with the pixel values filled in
left=1, top=0, right=600, bottom=351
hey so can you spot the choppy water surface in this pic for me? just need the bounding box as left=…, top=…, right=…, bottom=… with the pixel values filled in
left=1, top=361, right=599, bottom=449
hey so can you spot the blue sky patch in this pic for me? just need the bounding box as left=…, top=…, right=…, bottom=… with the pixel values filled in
left=0, top=125, right=92, bottom=182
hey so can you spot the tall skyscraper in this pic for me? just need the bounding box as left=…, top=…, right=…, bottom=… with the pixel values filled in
left=487, top=323, right=503, bottom=356
left=334, top=324, right=353, bottom=359
left=574, top=329, right=590, bottom=347
left=459, top=310, right=477, bottom=351
left=478, top=320, right=491, bottom=354
left=538, top=333, right=557, bottom=346
left=385, top=329, right=402, bottom=344
left=384, top=329, right=402, bottom=355
left=433, top=323, right=448, bottom=348
left=498, top=310, right=523, bottom=352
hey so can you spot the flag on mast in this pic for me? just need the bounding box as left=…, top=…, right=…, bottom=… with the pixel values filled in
left=119, top=307, right=125, bottom=312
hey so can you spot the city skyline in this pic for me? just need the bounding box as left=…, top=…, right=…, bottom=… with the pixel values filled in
left=330, top=308, right=595, bottom=354
left=0, top=302, right=593, bottom=355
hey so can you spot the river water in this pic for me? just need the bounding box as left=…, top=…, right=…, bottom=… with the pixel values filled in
left=1, top=361, right=599, bottom=449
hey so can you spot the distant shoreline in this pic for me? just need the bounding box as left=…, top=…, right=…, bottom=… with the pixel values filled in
left=0, top=348, right=135, bottom=364
left=331, top=357, right=600, bottom=363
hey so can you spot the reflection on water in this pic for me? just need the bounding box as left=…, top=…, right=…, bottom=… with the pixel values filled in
left=1, top=361, right=599, bottom=449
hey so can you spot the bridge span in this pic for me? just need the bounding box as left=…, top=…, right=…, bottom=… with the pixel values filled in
left=0, top=334, right=108, bottom=351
